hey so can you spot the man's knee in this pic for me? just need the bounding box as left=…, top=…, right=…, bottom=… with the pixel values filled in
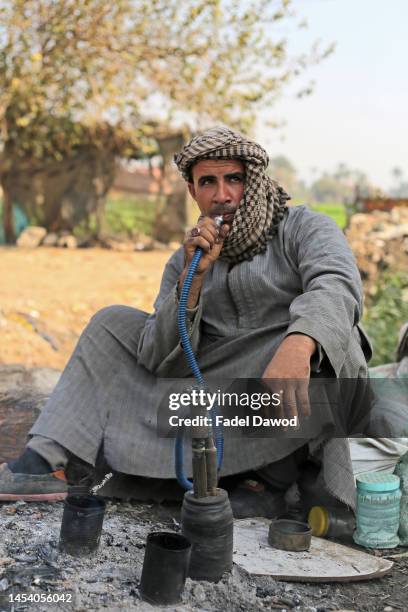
left=88, top=305, right=148, bottom=330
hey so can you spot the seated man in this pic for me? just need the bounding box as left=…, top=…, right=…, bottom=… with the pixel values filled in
left=0, top=127, right=372, bottom=516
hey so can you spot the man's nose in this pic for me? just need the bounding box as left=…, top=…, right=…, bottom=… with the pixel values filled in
left=214, top=180, right=231, bottom=203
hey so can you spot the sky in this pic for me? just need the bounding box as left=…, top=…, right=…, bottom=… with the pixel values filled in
left=256, top=0, right=408, bottom=191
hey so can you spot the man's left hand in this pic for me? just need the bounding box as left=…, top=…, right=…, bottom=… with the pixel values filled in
left=261, top=334, right=317, bottom=421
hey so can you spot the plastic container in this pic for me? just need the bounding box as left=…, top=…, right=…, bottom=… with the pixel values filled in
left=59, top=494, right=106, bottom=556
left=353, top=472, right=401, bottom=549
left=398, top=489, right=408, bottom=545
left=181, top=488, right=233, bottom=582
left=395, top=452, right=408, bottom=545
left=308, top=506, right=356, bottom=540
left=140, top=532, right=191, bottom=605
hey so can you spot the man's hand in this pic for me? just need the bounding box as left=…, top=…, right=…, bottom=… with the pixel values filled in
left=262, top=334, right=317, bottom=422
left=178, top=216, right=231, bottom=308
left=183, top=216, right=231, bottom=275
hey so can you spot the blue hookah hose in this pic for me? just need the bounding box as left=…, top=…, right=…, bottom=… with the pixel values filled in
left=175, top=230, right=224, bottom=490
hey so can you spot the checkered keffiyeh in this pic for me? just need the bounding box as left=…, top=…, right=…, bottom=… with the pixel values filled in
left=174, top=126, right=290, bottom=263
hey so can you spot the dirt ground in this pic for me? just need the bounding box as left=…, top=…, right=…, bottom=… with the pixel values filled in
left=1, top=245, right=408, bottom=611
left=0, top=246, right=172, bottom=369
left=1, top=499, right=408, bottom=612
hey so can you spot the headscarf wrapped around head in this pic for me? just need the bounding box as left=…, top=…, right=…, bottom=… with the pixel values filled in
left=174, top=126, right=290, bottom=263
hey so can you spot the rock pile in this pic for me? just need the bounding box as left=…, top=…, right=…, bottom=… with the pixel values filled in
left=345, top=207, right=408, bottom=293
left=15, top=226, right=178, bottom=252
left=16, top=227, right=79, bottom=249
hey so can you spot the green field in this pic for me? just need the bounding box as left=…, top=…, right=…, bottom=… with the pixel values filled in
left=291, top=201, right=347, bottom=229
left=0, top=193, right=164, bottom=242
left=101, top=197, right=348, bottom=235
left=101, top=197, right=347, bottom=235
left=72, top=191, right=165, bottom=238
left=309, top=202, right=347, bottom=228
left=94, top=191, right=164, bottom=237
left=1, top=196, right=347, bottom=242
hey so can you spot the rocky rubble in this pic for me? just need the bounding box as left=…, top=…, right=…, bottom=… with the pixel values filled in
left=15, top=226, right=179, bottom=252
left=345, top=207, right=408, bottom=294
left=16, top=227, right=47, bottom=248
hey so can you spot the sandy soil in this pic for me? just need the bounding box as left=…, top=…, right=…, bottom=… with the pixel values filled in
left=0, top=246, right=173, bottom=369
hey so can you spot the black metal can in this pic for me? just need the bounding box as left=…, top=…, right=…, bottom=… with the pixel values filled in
left=140, top=532, right=192, bottom=605
left=181, top=488, right=233, bottom=582
left=59, top=495, right=106, bottom=556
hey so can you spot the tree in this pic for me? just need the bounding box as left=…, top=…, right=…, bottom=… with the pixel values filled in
left=310, top=163, right=373, bottom=204
left=310, top=173, right=346, bottom=203
left=392, top=166, right=403, bottom=183
left=391, top=167, right=408, bottom=198
left=267, top=155, right=310, bottom=200
left=0, top=0, right=332, bottom=242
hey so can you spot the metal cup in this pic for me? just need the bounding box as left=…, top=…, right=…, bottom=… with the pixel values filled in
left=140, top=531, right=191, bottom=605
left=59, top=494, right=106, bottom=556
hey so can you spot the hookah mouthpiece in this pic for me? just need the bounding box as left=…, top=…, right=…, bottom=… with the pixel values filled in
left=214, top=215, right=224, bottom=228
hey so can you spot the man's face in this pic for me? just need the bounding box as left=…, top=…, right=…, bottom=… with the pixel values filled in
left=188, top=159, right=245, bottom=223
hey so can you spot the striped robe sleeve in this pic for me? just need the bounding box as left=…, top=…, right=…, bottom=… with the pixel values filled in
left=284, top=206, right=364, bottom=376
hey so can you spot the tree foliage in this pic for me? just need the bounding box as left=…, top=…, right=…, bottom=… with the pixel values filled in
left=390, top=167, right=408, bottom=198
left=0, top=0, right=332, bottom=240
left=267, top=156, right=375, bottom=205
left=0, top=0, right=331, bottom=160
left=268, top=155, right=309, bottom=200
left=363, top=273, right=408, bottom=366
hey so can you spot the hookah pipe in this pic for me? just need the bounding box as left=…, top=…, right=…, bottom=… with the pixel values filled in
left=175, top=215, right=224, bottom=497
left=175, top=215, right=234, bottom=583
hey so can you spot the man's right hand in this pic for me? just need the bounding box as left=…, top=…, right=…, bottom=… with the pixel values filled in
left=183, top=216, right=231, bottom=276
left=178, top=216, right=231, bottom=308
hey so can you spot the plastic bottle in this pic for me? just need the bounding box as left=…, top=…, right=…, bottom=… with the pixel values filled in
left=308, top=506, right=356, bottom=540
left=353, top=472, right=401, bottom=549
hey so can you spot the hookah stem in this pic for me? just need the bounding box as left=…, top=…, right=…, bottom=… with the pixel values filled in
left=187, top=216, right=224, bottom=498
left=205, top=437, right=218, bottom=495
left=193, top=438, right=208, bottom=498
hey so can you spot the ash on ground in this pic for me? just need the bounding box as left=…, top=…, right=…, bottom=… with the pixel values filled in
left=0, top=500, right=406, bottom=612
